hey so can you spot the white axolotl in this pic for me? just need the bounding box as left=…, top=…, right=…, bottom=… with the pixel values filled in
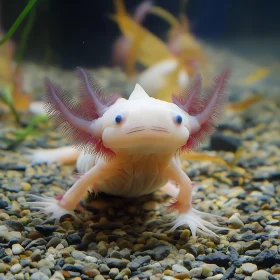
left=28, top=67, right=230, bottom=237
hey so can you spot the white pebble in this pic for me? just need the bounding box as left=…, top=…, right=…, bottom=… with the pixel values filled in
left=205, top=274, right=224, bottom=280
left=12, top=244, right=24, bottom=255
left=71, top=250, right=86, bottom=261
left=30, top=271, right=50, bottom=280
left=190, top=267, right=202, bottom=278
left=38, top=259, right=55, bottom=269
left=184, top=253, right=195, bottom=262
left=10, top=264, right=22, bottom=274
left=50, top=271, right=65, bottom=280
left=172, top=264, right=190, bottom=275
left=228, top=213, right=244, bottom=229
left=85, top=256, right=98, bottom=263
left=252, top=270, right=271, bottom=280
left=14, top=272, right=25, bottom=280
left=241, top=263, right=258, bottom=275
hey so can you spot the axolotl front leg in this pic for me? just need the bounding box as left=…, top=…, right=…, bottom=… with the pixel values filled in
left=27, top=161, right=109, bottom=223
left=163, top=158, right=223, bottom=237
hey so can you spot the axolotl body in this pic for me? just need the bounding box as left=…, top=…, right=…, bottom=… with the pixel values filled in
left=29, top=68, right=230, bottom=237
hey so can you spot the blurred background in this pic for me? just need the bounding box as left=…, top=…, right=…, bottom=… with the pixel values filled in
left=2, top=0, right=280, bottom=69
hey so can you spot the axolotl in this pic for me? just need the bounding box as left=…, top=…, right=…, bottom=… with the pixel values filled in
left=28, top=67, right=230, bottom=238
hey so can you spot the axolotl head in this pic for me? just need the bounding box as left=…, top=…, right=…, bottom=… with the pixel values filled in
left=44, top=67, right=230, bottom=158
left=100, top=84, right=193, bottom=153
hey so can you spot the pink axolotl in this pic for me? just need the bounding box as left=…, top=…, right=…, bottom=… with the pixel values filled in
left=28, top=67, right=230, bottom=238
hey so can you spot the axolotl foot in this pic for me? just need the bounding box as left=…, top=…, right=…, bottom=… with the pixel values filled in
left=25, top=194, right=83, bottom=224
left=166, top=207, right=228, bottom=238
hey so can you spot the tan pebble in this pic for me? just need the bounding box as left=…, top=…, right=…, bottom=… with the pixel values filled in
left=173, top=273, right=190, bottom=279
left=261, top=240, right=271, bottom=249
left=220, top=239, right=229, bottom=247
left=10, top=258, right=19, bottom=265
left=271, top=245, right=278, bottom=251
left=235, top=267, right=242, bottom=274
left=272, top=267, right=280, bottom=274
left=21, top=210, right=31, bottom=216
left=64, top=257, right=75, bottom=264
left=261, top=203, right=270, bottom=210
left=113, top=229, right=127, bottom=237
left=29, top=261, right=38, bottom=268
left=60, top=221, right=74, bottom=230
left=164, top=269, right=174, bottom=275
left=60, top=248, right=71, bottom=257
left=96, top=232, right=109, bottom=243
left=20, top=182, right=31, bottom=191
left=0, top=263, right=6, bottom=273
left=251, top=222, right=263, bottom=233
left=94, top=275, right=105, bottom=280
left=117, top=239, right=133, bottom=249
left=232, top=166, right=246, bottom=175
left=72, top=277, right=81, bottom=280
left=146, top=238, right=158, bottom=247
left=5, top=248, right=12, bottom=256
left=180, top=230, right=190, bottom=240
left=206, top=242, right=216, bottom=248
left=158, top=233, right=168, bottom=241
left=62, top=270, right=71, bottom=278
left=133, top=244, right=144, bottom=252
left=143, top=201, right=160, bottom=211
left=0, top=212, right=10, bottom=220
left=20, top=217, right=30, bottom=225
left=11, top=201, right=21, bottom=212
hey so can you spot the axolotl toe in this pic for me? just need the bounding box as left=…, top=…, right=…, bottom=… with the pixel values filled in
left=28, top=67, right=230, bottom=238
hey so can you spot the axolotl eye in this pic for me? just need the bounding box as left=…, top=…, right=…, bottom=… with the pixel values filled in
left=115, top=114, right=123, bottom=124
left=175, top=115, right=183, bottom=125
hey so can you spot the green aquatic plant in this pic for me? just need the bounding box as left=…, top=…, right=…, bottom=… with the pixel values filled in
left=0, top=0, right=37, bottom=46
left=0, top=0, right=37, bottom=123
left=13, top=114, right=48, bottom=141
left=0, top=85, right=20, bottom=122
left=15, top=1, right=37, bottom=74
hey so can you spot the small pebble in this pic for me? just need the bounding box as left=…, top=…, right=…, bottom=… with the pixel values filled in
left=241, top=263, right=258, bottom=275
left=30, top=271, right=50, bottom=280
left=252, top=270, right=271, bottom=280
left=71, top=251, right=86, bottom=261
left=109, top=268, right=119, bottom=278
left=12, top=244, right=24, bottom=255
left=0, top=263, right=6, bottom=273
left=143, top=201, right=160, bottom=211
left=228, top=213, right=245, bottom=229
left=10, top=263, right=22, bottom=274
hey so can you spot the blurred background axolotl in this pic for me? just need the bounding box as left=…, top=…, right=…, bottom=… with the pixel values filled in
left=27, top=67, right=230, bottom=238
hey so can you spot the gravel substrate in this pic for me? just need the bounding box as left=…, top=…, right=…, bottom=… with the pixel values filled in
left=0, top=45, right=280, bottom=280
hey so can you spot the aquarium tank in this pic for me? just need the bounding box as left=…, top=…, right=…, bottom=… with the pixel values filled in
left=0, top=0, right=279, bottom=280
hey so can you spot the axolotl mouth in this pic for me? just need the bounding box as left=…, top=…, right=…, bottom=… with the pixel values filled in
left=126, top=126, right=170, bottom=134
